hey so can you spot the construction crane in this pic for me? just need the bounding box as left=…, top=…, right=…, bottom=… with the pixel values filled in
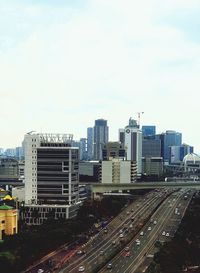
left=136, top=112, right=144, bottom=128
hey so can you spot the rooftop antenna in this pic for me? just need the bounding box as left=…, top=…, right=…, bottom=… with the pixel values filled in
left=136, top=112, right=144, bottom=128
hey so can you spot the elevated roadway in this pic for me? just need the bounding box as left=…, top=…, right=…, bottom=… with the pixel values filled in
left=91, top=181, right=200, bottom=198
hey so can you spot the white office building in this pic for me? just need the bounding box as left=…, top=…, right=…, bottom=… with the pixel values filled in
left=119, top=118, right=142, bottom=175
left=22, top=132, right=81, bottom=225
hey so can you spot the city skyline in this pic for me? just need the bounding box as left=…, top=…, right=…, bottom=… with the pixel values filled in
left=1, top=0, right=200, bottom=151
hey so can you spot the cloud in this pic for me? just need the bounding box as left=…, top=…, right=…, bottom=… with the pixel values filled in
left=0, top=0, right=200, bottom=151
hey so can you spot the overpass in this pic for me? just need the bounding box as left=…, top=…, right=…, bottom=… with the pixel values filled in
left=91, top=181, right=200, bottom=198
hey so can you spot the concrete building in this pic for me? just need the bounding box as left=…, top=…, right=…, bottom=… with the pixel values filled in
left=119, top=118, right=142, bottom=175
left=142, top=157, right=163, bottom=177
left=0, top=158, right=19, bottom=179
left=0, top=204, right=18, bottom=240
left=93, top=119, right=109, bottom=161
left=102, top=142, right=126, bottom=161
left=101, top=158, right=137, bottom=184
left=183, top=153, right=200, bottom=173
left=12, top=186, right=25, bottom=202
left=22, top=132, right=81, bottom=225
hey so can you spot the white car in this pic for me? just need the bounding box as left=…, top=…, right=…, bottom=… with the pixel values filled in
left=119, top=234, right=124, bottom=238
left=166, top=233, right=169, bottom=237
left=136, top=240, right=141, bottom=246
left=148, top=227, right=152, bottom=231
left=140, top=231, right=144, bottom=236
left=125, top=246, right=130, bottom=252
left=129, top=224, right=133, bottom=228
left=153, top=221, right=157, bottom=225
left=37, top=270, right=44, bottom=273
left=78, top=266, right=85, bottom=272
left=162, top=231, right=166, bottom=236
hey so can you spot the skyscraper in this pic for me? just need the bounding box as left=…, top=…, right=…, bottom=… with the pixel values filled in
left=87, top=127, right=93, bottom=160
left=119, top=118, right=142, bottom=175
left=142, top=126, right=156, bottom=138
left=79, top=138, right=87, bottom=161
left=93, top=119, right=109, bottom=160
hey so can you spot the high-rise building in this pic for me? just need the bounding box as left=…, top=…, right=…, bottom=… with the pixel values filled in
left=170, top=144, right=194, bottom=164
left=119, top=118, right=142, bottom=175
left=79, top=138, right=87, bottom=161
left=93, top=119, right=109, bottom=161
left=87, top=127, right=93, bottom=160
left=156, top=131, right=182, bottom=163
left=142, top=139, right=161, bottom=158
left=22, top=133, right=80, bottom=225
left=142, top=126, right=156, bottom=138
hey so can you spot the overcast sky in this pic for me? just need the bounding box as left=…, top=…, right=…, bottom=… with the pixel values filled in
left=1, top=0, right=200, bottom=151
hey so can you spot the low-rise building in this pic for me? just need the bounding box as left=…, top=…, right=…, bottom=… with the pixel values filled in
left=0, top=204, right=18, bottom=240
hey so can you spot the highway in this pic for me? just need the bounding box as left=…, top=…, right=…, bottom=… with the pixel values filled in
left=59, top=188, right=175, bottom=273
left=98, top=189, right=194, bottom=273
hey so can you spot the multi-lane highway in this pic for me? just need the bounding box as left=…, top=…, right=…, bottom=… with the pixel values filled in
left=59, top=189, right=176, bottom=273
left=98, top=189, right=194, bottom=273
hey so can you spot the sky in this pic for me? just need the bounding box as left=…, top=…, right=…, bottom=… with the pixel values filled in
left=0, top=0, right=200, bottom=151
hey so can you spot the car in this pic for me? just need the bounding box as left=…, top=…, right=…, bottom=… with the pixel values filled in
left=162, top=231, right=166, bottom=236
left=131, top=208, right=134, bottom=212
left=137, top=204, right=139, bottom=207
left=136, top=241, right=141, bottom=246
left=131, top=216, right=135, bottom=221
left=129, top=224, right=133, bottom=228
left=107, top=263, right=112, bottom=269
left=169, top=204, right=172, bottom=207
left=37, top=269, right=44, bottom=273
left=126, top=211, right=130, bottom=215
left=100, top=250, right=104, bottom=255
left=104, top=228, right=108, bottom=234
left=153, top=221, right=157, bottom=225
left=150, top=219, right=153, bottom=223
left=166, top=233, right=169, bottom=237
left=140, top=231, right=144, bottom=236
left=148, top=227, right=152, bottom=231
left=78, top=266, right=85, bottom=272
left=125, top=246, right=130, bottom=252
left=125, top=251, right=131, bottom=257
left=77, top=250, right=83, bottom=255
left=119, top=234, right=124, bottom=238
left=119, top=229, right=123, bottom=234
left=112, top=240, right=116, bottom=245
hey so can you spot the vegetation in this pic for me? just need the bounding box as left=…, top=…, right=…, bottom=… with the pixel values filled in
left=148, top=191, right=200, bottom=273
left=0, top=196, right=128, bottom=273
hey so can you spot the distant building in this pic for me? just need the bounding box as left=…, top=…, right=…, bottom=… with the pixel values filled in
left=12, top=186, right=25, bottom=202
left=170, top=144, right=194, bottom=164
left=142, top=139, right=161, bottom=158
left=0, top=158, right=19, bottom=179
left=119, top=118, right=142, bottom=175
left=79, top=138, right=87, bottom=161
left=93, top=119, right=109, bottom=161
left=87, top=127, right=93, bottom=160
left=102, top=142, right=126, bottom=160
left=183, top=153, right=200, bottom=173
left=101, top=158, right=137, bottom=184
left=142, top=126, right=156, bottom=138
left=142, top=157, right=163, bottom=177
left=156, top=131, right=182, bottom=163
left=0, top=204, right=18, bottom=240
left=22, top=132, right=81, bottom=225
left=79, top=161, right=101, bottom=182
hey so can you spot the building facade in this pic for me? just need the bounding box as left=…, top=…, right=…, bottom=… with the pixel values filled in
left=0, top=204, right=18, bottom=240
left=101, top=158, right=137, bottom=184
left=119, top=118, right=142, bottom=175
left=102, top=142, right=126, bottom=160
left=142, top=126, right=156, bottom=138
left=93, top=119, right=109, bottom=161
left=23, top=133, right=80, bottom=225
left=87, top=127, right=93, bottom=160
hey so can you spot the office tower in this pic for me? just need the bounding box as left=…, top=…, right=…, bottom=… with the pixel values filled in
left=87, top=127, right=93, bottom=160
left=93, top=119, right=109, bottom=160
left=79, top=138, right=87, bottom=161
left=15, top=146, right=24, bottom=159
left=119, top=118, right=142, bottom=175
left=170, top=144, right=194, bottom=164
left=156, top=131, right=182, bottom=163
left=142, top=126, right=156, bottom=138
left=102, top=142, right=126, bottom=160
left=142, top=139, right=161, bottom=157
left=22, top=132, right=80, bottom=225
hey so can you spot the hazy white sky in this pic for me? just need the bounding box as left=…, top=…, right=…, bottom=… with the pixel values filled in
left=1, top=0, right=200, bottom=151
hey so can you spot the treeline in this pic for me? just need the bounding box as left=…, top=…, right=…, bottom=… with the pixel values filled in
left=148, top=191, right=200, bottom=273
left=0, top=196, right=127, bottom=273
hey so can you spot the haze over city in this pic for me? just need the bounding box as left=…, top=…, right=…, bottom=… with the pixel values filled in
left=1, top=0, right=200, bottom=151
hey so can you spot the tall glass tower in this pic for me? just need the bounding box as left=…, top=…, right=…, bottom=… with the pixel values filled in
left=93, top=119, right=109, bottom=160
